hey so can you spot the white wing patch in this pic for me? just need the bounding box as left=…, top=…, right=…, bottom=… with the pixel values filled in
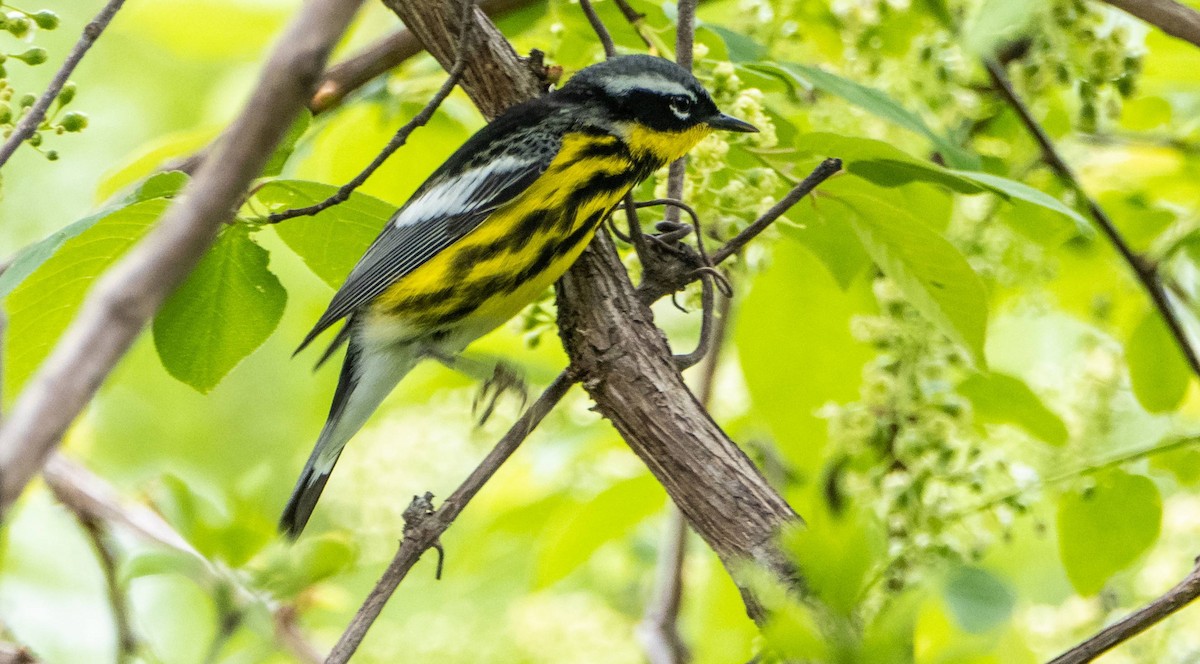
left=393, top=155, right=533, bottom=229
left=600, top=73, right=694, bottom=100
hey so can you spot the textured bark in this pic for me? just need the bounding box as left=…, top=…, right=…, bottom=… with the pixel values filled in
left=0, top=0, right=366, bottom=513
left=383, top=0, right=544, bottom=120
left=384, top=0, right=802, bottom=596
left=556, top=234, right=799, bottom=579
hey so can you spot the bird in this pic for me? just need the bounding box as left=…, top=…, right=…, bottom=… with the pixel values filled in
left=280, top=54, right=758, bottom=537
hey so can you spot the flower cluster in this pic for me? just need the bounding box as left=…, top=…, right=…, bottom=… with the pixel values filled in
left=825, top=278, right=1035, bottom=591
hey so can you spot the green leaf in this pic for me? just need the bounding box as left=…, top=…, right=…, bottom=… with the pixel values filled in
left=831, top=186, right=989, bottom=366
left=963, top=0, right=1040, bottom=57
left=1150, top=444, right=1200, bottom=486
left=534, top=474, right=666, bottom=588
left=0, top=172, right=188, bottom=301
left=959, top=372, right=1069, bottom=445
left=152, top=226, right=286, bottom=393
left=255, top=180, right=394, bottom=288
left=706, top=25, right=767, bottom=63
left=754, top=63, right=979, bottom=169
left=121, top=549, right=209, bottom=585
left=4, top=199, right=171, bottom=396
left=1057, top=470, right=1161, bottom=596
left=778, top=204, right=870, bottom=290
left=126, top=171, right=190, bottom=203
left=293, top=532, right=358, bottom=586
left=262, top=111, right=312, bottom=178
left=737, top=241, right=877, bottom=473
left=794, top=133, right=1091, bottom=242
left=1126, top=310, right=1191, bottom=413
left=782, top=510, right=885, bottom=615
left=948, top=170, right=1091, bottom=239
left=943, top=567, right=1015, bottom=633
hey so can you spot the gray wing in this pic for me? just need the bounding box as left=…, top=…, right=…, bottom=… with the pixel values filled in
left=296, top=153, right=553, bottom=354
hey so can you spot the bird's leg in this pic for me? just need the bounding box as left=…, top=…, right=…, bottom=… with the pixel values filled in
left=426, top=350, right=528, bottom=425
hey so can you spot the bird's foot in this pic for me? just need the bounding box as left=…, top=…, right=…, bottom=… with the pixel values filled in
left=472, top=362, right=528, bottom=425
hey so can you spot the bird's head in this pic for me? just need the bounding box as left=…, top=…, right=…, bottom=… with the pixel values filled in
left=559, top=55, right=757, bottom=161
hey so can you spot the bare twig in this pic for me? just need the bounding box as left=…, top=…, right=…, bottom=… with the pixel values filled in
left=640, top=290, right=730, bottom=664
left=672, top=272, right=715, bottom=369
left=43, top=455, right=323, bottom=663
left=273, top=607, right=323, bottom=664
left=639, top=508, right=690, bottom=664
left=579, top=0, right=617, bottom=57
left=74, top=515, right=137, bottom=662
left=1099, top=0, right=1200, bottom=49
left=1049, top=560, right=1200, bottom=663
left=44, top=455, right=199, bottom=555
left=0, top=0, right=366, bottom=513
left=327, top=370, right=576, bottom=662
left=166, top=0, right=539, bottom=175
left=984, top=59, right=1200, bottom=378
left=0, top=0, right=127, bottom=171
left=663, top=0, right=696, bottom=225
left=266, top=0, right=478, bottom=224
left=712, top=158, right=843, bottom=265
left=612, top=0, right=654, bottom=49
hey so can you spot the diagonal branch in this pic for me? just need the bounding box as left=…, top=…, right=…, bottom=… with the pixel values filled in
left=326, top=369, right=576, bottom=662
left=1098, top=0, right=1200, bottom=49
left=265, top=0, right=478, bottom=224
left=0, top=0, right=127, bottom=172
left=1049, top=560, right=1200, bottom=663
left=985, top=58, right=1200, bottom=378
left=0, top=0, right=367, bottom=514
left=43, top=454, right=322, bottom=664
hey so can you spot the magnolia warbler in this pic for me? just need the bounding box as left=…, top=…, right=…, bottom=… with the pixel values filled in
left=280, top=54, right=757, bottom=537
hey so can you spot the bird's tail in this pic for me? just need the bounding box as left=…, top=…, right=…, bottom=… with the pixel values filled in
left=280, top=327, right=421, bottom=538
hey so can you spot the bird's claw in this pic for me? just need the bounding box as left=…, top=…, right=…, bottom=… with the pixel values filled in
left=472, top=363, right=528, bottom=425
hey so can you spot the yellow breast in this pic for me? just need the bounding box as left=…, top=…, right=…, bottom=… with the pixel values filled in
left=367, top=132, right=641, bottom=340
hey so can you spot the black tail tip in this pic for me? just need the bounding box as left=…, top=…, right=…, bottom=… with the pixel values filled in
left=278, top=469, right=332, bottom=540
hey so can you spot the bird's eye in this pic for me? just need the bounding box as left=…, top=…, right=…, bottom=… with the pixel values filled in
left=668, top=96, right=693, bottom=120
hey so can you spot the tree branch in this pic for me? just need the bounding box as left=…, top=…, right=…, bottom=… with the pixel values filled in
left=0, top=0, right=366, bottom=513
left=378, top=0, right=844, bottom=621
left=1098, top=0, right=1200, bottom=49
left=266, top=0, right=478, bottom=224
left=42, top=455, right=322, bottom=664
left=74, top=514, right=137, bottom=662
left=326, top=370, right=577, bottom=662
left=0, top=0, right=127, bottom=171
left=1049, top=560, right=1200, bottom=663
left=638, top=291, right=730, bottom=664
left=985, top=59, right=1200, bottom=378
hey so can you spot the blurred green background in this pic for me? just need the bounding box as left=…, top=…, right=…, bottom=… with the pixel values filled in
left=5, top=0, right=1200, bottom=662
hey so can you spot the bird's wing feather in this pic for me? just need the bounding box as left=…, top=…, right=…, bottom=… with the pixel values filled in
left=297, top=144, right=559, bottom=353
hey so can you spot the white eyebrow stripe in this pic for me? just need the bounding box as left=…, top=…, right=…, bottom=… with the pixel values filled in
left=601, top=74, right=693, bottom=99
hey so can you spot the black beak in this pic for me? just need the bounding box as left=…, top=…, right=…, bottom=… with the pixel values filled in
left=706, top=113, right=758, bottom=133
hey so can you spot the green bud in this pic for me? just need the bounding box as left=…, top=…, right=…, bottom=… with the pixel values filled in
left=0, top=104, right=9, bottom=124
left=56, top=81, right=75, bottom=105
left=15, top=47, right=48, bottom=66
left=6, top=16, right=30, bottom=38
left=18, top=93, right=35, bottom=108
left=44, top=149, right=58, bottom=161
left=59, top=111, right=87, bottom=132
left=31, top=10, right=59, bottom=30
left=27, top=131, right=40, bottom=146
